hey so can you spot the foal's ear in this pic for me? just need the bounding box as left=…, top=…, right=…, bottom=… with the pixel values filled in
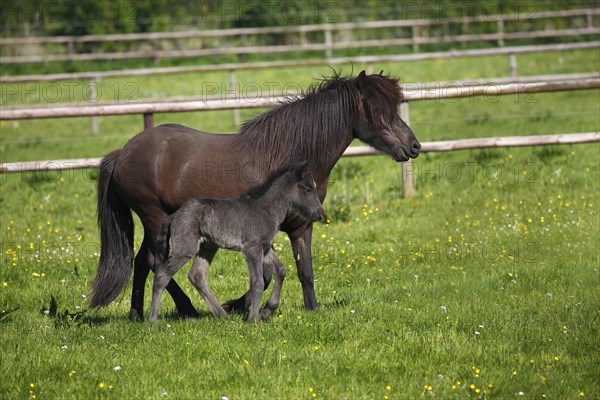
left=293, top=160, right=309, bottom=180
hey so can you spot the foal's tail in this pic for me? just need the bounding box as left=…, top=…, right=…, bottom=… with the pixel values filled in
left=90, top=150, right=134, bottom=309
left=156, top=215, right=174, bottom=265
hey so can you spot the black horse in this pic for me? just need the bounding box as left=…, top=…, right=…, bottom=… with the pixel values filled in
left=91, top=70, right=421, bottom=319
left=149, top=161, right=324, bottom=322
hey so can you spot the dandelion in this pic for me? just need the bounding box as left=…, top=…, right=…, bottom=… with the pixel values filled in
left=98, top=382, right=105, bottom=389
left=580, top=391, right=585, bottom=397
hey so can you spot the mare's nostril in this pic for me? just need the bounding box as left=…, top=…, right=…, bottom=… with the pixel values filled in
left=413, top=141, right=422, bottom=153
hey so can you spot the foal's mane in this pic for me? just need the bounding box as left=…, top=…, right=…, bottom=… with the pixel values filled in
left=234, top=71, right=402, bottom=170
left=241, top=163, right=295, bottom=200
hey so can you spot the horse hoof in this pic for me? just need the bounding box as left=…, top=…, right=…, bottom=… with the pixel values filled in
left=177, top=308, right=200, bottom=319
left=128, top=309, right=144, bottom=322
left=222, top=298, right=247, bottom=314
left=260, top=308, right=275, bottom=320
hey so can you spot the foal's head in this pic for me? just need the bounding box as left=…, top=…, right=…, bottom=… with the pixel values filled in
left=281, top=161, right=325, bottom=222
left=352, top=70, right=421, bottom=162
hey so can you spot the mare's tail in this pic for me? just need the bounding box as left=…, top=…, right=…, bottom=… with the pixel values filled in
left=90, top=150, right=134, bottom=308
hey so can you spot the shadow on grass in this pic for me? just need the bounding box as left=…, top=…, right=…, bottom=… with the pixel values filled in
left=40, top=295, right=219, bottom=326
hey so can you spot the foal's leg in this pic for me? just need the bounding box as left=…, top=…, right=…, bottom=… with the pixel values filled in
left=130, top=219, right=199, bottom=320
left=148, top=254, right=192, bottom=321
left=290, top=224, right=319, bottom=310
left=261, top=249, right=287, bottom=320
left=242, top=244, right=265, bottom=322
left=187, top=246, right=228, bottom=318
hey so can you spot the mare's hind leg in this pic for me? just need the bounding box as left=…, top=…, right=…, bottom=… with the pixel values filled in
left=187, top=245, right=227, bottom=318
left=222, top=259, right=273, bottom=314
left=129, top=239, right=151, bottom=321
left=261, top=249, right=287, bottom=320
left=148, top=254, right=192, bottom=321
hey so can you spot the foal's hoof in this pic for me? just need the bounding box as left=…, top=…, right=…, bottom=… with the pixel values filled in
left=260, top=307, right=276, bottom=320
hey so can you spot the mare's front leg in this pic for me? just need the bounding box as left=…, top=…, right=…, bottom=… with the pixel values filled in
left=290, top=224, right=319, bottom=310
left=242, top=244, right=265, bottom=322
left=188, top=245, right=227, bottom=318
left=261, top=249, right=287, bottom=320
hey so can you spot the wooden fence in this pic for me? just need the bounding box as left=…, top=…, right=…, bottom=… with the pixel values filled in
left=2, top=41, right=598, bottom=84
left=2, top=77, right=599, bottom=197
left=1, top=8, right=598, bottom=65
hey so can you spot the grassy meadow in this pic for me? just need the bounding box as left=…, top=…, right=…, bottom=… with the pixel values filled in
left=1, top=48, right=599, bottom=399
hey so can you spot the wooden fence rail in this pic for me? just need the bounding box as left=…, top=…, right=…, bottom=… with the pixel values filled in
left=2, top=78, right=598, bottom=121
left=2, top=41, right=598, bottom=84
left=2, top=133, right=598, bottom=174
left=1, top=8, right=598, bottom=65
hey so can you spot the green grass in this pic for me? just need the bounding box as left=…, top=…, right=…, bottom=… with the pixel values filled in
left=1, top=49, right=599, bottom=399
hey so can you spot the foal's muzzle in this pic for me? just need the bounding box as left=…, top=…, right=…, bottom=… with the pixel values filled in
left=312, top=208, right=325, bottom=222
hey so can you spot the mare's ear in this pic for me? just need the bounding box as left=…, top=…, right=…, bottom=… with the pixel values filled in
left=357, top=70, right=368, bottom=91
left=379, top=70, right=384, bottom=76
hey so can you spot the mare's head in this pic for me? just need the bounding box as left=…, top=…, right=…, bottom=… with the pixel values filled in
left=351, top=70, right=421, bottom=162
left=282, top=161, right=325, bottom=222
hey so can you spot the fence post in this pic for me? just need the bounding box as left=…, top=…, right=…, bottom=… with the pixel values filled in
left=412, top=26, right=420, bottom=52
left=400, top=101, right=415, bottom=198
left=497, top=19, right=505, bottom=47
left=229, top=69, right=241, bottom=127
left=508, top=52, right=517, bottom=78
left=143, top=113, right=154, bottom=129
left=153, top=38, right=161, bottom=67
left=88, top=78, right=99, bottom=135
left=324, top=26, right=333, bottom=58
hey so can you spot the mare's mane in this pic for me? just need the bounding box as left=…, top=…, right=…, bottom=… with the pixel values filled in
left=233, top=71, right=402, bottom=170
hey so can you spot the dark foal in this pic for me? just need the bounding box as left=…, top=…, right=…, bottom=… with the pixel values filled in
left=148, top=161, right=324, bottom=322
